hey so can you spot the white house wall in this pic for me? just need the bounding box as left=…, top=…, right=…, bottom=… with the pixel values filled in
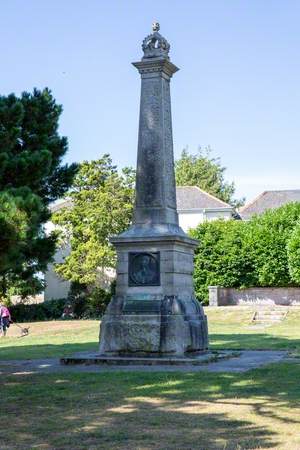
left=178, top=210, right=232, bottom=232
left=205, top=210, right=232, bottom=221
left=44, top=245, right=71, bottom=301
left=178, top=212, right=204, bottom=232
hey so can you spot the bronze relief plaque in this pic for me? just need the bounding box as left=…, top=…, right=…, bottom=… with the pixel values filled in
left=128, top=252, right=160, bottom=286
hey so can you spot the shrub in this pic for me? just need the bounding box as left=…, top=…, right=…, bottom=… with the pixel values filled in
left=84, top=287, right=111, bottom=318
left=287, top=221, right=300, bottom=284
left=190, top=202, right=300, bottom=304
left=190, top=219, right=255, bottom=304
left=246, top=203, right=300, bottom=286
left=9, top=298, right=66, bottom=323
left=66, top=282, right=112, bottom=319
left=9, top=285, right=112, bottom=322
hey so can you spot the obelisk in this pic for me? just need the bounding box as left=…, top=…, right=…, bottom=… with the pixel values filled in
left=99, top=23, right=208, bottom=356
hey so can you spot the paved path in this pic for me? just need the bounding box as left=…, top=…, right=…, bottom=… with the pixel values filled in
left=0, top=350, right=293, bottom=375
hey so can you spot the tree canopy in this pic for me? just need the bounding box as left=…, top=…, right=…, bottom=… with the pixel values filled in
left=0, top=88, right=77, bottom=299
left=175, top=147, right=244, bottom=208
left=52, top=155, right=134, bottom=286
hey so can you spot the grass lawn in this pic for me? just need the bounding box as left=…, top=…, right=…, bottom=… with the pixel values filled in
left=1, top=307, right=300, bottom=449
left=1, top=364, right=300, bottom=449
left=1, top=306, right=300, bottom=360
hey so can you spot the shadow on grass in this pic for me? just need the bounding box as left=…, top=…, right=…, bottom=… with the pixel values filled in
left=1, top=363, right=300, bottom=449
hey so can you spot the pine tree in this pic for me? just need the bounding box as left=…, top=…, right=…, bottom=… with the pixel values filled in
left=0, top=88, right=77, bottom=299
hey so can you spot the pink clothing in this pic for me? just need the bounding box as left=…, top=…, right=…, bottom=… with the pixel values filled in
left=0, top=306, right=11, bottom=320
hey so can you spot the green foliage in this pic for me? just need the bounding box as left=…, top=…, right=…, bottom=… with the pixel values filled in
left=287, top=222, right=300, bottom=284
left=175, top=147, right=244, bottom=207
left=246, top=203, right=300, bottom=286
left=0, top=88, right=77, bottom=299
left=191, top=202, right=300, bottom=304
left=66, top=282, right=111, bottom=319
left=53, top=155, right=134, bottom=285
left=0, top=190, right=29, bottom=273
left=9, top=298, right=66, bottom=322
left=84, top=286, right=112, bottom=318
left=9, top=285, right=111, bottom=322
left=190, top=220, right=256, bottom=303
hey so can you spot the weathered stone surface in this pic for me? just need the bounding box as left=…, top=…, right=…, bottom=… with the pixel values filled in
left=99, top=24, right=208, bottom=356
left=99, top=315, right=161, bottom=354
left=99, top=294, right=208, bottom=355
left=99, top=303, right=208, bottom=355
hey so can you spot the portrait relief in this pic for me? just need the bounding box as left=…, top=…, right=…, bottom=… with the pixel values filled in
left=128, top=252, right=160, bottom=286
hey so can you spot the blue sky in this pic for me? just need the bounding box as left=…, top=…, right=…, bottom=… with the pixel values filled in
left=1, top=1, right=300, bottom=202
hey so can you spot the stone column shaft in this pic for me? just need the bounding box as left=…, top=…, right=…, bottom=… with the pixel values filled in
left=133, top=59, right=179, bottom=226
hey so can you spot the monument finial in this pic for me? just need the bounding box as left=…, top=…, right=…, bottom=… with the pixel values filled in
left=142, top=22, right=170, bottom=60
left=152, top=21, right=160, bottom=32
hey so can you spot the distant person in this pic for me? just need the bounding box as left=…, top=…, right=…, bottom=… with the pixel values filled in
left=0, top=304, right=11, bottom=337
left=62, top=303, right=74, bottom=319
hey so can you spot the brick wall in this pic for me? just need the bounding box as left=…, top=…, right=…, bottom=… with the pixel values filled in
left=208, top=286, right=300, bottom=306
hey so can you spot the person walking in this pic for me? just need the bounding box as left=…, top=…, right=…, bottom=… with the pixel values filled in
left=0, top=304, right=11, bottom=337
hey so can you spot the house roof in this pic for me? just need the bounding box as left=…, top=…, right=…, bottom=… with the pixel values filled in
left=176, top=186, right=232, bottom=210
left=50, top=187, right=233, bottom=214
left=50, top=198, right=73, bottom=213
left=239, top=190, right=300, bottom=219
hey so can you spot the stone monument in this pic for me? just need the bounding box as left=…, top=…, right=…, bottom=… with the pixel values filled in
left=99, top=23, right=208, bottom=356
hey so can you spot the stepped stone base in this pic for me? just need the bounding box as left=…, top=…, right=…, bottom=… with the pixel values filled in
left=99, top=295, right=208, bottom=356
left=60, top=351, right=234, bottom=367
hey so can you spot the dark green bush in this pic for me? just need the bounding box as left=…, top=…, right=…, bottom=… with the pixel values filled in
left=66, top=282, right=88, bottom=318
left=83, top=287, right=111, bottom=318
left=66, top=282, right=112, bottom=319
left=9, top=284, right=112, bottom=322
left=9, top=298, right=66, bottom=323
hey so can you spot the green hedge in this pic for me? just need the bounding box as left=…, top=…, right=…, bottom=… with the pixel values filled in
left=287, top=222, right=300, bottom=284
left=10, top=298, right=66, bottom=323
left=190, top=202, right=300, bottom=304
left=190, top=220, right=255, bottom=304
left=9, top=284, right=113, bottom=322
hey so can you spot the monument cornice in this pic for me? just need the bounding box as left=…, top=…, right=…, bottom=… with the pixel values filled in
left=110, top=234, right=199, bottom=248
left=132, top=59, right=179, bottom=78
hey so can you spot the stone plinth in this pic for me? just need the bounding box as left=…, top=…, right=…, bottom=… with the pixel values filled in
left=99, top=234, right=208, bottom=355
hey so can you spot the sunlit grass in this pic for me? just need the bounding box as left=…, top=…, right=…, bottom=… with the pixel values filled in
left=1, top=306, right=300, bottom=360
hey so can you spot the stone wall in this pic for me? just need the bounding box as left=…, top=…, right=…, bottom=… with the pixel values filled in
left=209, top=286, right=300, bottom=306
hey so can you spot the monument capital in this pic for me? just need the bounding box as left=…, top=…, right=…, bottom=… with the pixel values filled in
left=132, top=59, right=179, bottom=79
